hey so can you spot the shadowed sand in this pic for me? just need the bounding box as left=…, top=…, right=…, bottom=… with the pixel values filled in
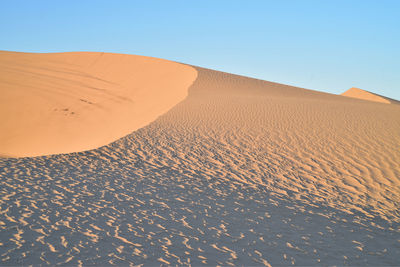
left=0, top=51, right=197, bottom=157
left=0, top=53, right=400, bottom=265
left=342, top=87, right=400, bottom=104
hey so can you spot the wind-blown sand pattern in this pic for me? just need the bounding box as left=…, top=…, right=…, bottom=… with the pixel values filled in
left=0, top=51, right=197, bottom=157
left=1, top=53, right=400, bottom=265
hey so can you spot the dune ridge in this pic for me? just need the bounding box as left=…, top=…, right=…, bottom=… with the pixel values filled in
left=162, top=66, right=400, bottom=222
left=342, top=87, right=399, bottom=104
left=1, top=52, right=400, bottom=265
left=0, top=51, right=197, bottom=157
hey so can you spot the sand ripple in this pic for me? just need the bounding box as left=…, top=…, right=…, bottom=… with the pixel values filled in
left=0, top=67, right=399, bottom=265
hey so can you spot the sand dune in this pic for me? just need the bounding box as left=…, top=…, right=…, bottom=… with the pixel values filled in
left=1, top=52, right=400, bottom=265
left=342, top=87, right=399, bottom=104
left=0, top=51, right=197, bottom=157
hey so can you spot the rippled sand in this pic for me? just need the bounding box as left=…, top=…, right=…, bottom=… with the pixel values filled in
left=0, top=57, right=400, bottom=265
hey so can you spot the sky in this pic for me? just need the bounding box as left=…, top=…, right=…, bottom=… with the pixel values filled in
left=1, top=0, right=399, bottom=100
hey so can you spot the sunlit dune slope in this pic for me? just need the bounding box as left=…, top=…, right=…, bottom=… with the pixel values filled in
left=342, top=87, right=399, bottom=104
left=0, top=51, right=197, bottom=157
left=1, top=56, right=400, bottom=265
left=154, top=67, right=400, bottom=222
left=0, top=51, right=399, bottom=221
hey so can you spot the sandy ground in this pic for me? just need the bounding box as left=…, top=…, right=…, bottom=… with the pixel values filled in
left=0, top=53, right=400, bottom=265
left=342, top=87, right=400, bottom=104
left=0, top=51, right=196, bottom=157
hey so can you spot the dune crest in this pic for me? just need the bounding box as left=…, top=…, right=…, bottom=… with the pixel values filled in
left=1, top=56, right=400, bottom=265
left=0, top=51, right=197, bottom=157
left=341, top=87, right=398, bottom=104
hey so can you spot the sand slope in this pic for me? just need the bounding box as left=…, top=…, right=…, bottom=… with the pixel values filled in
left=160, top=67, right=400, bottom=222
left=1, top=54, right=400, bottom=265
left=342, top=87, right=399, bottom=104
left=0, top=51, right=197, bottom=157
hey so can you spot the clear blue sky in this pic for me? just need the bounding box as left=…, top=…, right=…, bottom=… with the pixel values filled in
left=1, top=0, right=399, bottom=99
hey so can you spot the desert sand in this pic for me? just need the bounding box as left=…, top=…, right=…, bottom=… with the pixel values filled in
left=0, top=51, right=197, bottom=157
left=0, top=52, right=399, bottom=265
left=342, top=87, right=400, bottom=104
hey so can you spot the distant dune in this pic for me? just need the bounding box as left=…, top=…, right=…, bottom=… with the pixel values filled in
left=0, top=51, right=197, bottom=157
left=342, top=87, right=399, bottom=104
left=1, top=52, right=400, bottom=265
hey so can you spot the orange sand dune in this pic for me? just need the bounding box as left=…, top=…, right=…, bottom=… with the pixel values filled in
left=0, top=51, right=197, bottom=157
left=1, top=52, right=400, bottom=265
left=342, top=87, right=399, bottom=104
left=168, top=67, right=400, bottom=222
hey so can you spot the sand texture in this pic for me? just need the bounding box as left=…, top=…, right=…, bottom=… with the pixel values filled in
left=0, top=51, right=197, bottom=157
left=1, top=54, right=400, bottom=265
left=342, top=87, right=400, bottom=104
